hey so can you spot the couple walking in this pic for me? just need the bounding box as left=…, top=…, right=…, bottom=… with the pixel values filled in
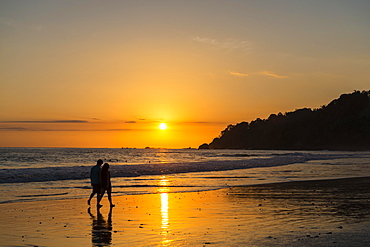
left=88, top=159, right=115, bottom=208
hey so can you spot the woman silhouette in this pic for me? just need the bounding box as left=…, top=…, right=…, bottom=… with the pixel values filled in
left=99, top=163, right=115, bottom=207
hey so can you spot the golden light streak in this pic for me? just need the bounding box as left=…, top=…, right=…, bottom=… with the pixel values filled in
left=161, top=193, right=169, bottom=231
left=159, top=175, right=170, bottom=246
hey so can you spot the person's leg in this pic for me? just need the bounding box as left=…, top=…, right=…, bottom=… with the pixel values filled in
left=88, top=190, right=95, bottom=206
left=107, top=187, right=114, bottom=207
left=97, top=188, right=105, bottom=207
left=91, top=184, right=102, bottom=207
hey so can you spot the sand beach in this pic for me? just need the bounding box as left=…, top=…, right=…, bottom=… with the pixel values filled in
left=1, top=177, right=370, bottom=247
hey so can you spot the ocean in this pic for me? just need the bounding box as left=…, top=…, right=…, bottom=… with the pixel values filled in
left=0, top=148, right=369, bottom=204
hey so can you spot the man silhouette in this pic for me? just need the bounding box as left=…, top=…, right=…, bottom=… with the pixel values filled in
left=88, top=159, right=103, bottom=207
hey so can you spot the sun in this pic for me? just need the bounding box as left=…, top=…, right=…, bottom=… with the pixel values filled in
left=159, top=123, right=167, bottom=130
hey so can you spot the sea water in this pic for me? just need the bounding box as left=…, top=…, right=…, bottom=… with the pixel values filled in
left=0, top=148, right=369, bottom=204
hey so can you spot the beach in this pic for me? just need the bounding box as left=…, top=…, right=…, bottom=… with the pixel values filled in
left=2, top=177, right=370, bottom=247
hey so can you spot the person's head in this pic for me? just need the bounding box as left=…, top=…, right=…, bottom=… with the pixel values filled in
left=97, top=159, right=103, bottom=166
left=102, top=163, right=110, bottom=172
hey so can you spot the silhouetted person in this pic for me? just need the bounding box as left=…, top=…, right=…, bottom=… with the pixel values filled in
left=88, top=159, right=103, bottom=207
left=98, top=163, right=115, bottom=207
left=88, top=206, right=113, bottom=246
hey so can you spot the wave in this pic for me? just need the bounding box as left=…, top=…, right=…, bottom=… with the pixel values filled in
left=216, top=153, right=258, bottom=157
left=114, top=184, right=200, bottom=188
left=0, top=153, right=354, bottom=184
left=16, top=192, right=69, bottom=198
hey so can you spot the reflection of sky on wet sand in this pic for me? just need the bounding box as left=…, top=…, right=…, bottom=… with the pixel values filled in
left=2, top=177, right=370, bottom=246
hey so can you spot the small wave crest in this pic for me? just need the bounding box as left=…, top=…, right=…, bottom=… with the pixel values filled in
left=16, top=192, right=69, bottom=198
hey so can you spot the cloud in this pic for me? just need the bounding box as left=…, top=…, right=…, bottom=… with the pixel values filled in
left=193, top=36, right=253, bottom=53
left=0, top=119, right=145, bottom=132
left=0, top=127, right=29, bottom=131
left=229, top=71, right=249, bottom=77
left=0, top=127, right=136, bottom=132
left=260, top=71, right=287, bottom=79
left=175, top=121, right=230, bottom=125
left=0, top=120, right=88, bottom=123
left=0, top=118, right=229, bottom=132
left=228, top=70, right=287, bottom=79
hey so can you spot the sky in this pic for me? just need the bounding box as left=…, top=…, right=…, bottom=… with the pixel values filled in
left=1, top=0, right=369, bottom=148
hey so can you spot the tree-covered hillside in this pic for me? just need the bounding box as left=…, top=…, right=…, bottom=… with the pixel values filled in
left=199, top=90, right=370, bottom=151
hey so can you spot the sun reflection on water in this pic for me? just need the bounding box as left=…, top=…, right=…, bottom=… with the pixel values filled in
left=158, top=176, right=171, bottom=246
left=161, top=193, right=169, bottom=231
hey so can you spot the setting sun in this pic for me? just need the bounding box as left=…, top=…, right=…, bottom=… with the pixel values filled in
left=159, top=123, right=167, bottom=130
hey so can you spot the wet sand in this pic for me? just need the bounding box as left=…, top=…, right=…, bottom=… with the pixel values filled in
left=1, top=177, right=370, bottom=247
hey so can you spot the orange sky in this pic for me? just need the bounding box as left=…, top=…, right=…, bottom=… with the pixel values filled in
left=1, top=1, right=370, bottom=148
